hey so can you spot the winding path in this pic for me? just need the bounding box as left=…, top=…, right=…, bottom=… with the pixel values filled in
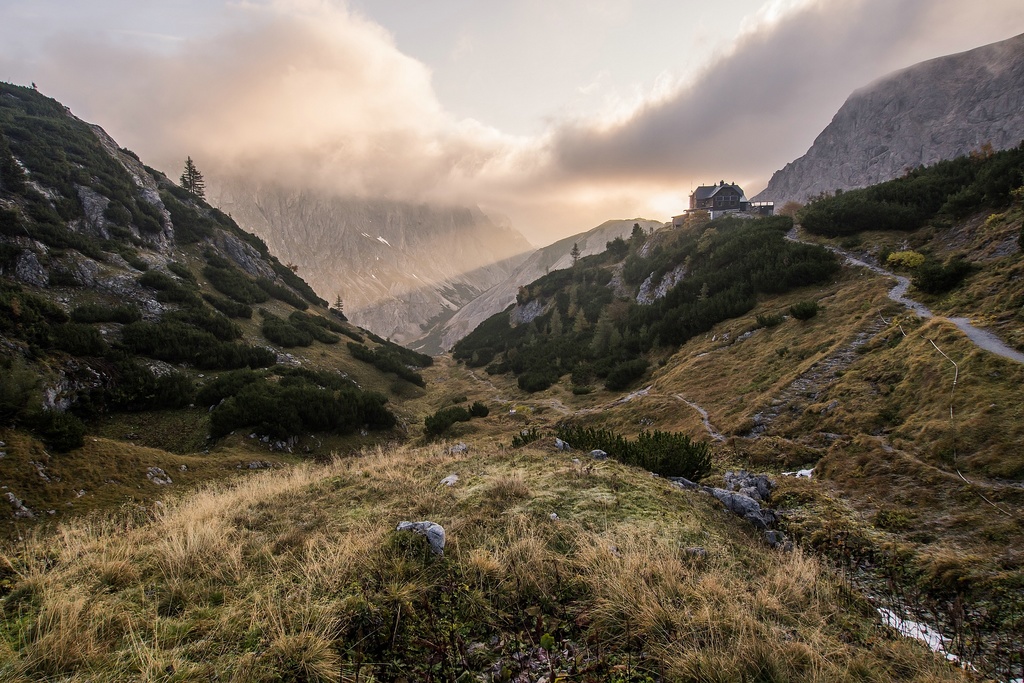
left=791, top=228, right=1024, bottom=364
left=674, top=394, right=726, bottom=441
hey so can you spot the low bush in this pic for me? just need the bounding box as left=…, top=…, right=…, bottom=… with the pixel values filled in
left=886, top=250, right=926, bottom=269
left=202, top=293, right=252, bottom=319
left=347, top=342, right=425, bottom=387
left=518, top=371, right=557, bottom=393
left=912, top=257, right=974, bottom=294
left=121, top=320, right=275, bottom=369
left=71, top=303, right=141, bottom=324
left=287, top=311, right=340, bottom=344
left=604, top=359, right=649, bottom=391
left=469, top=401, right=489, bottom=418
left=50, top=322, right=107, bottom=356
left=755, top=312, right=784, bottom=328
left=210, top=376, right=394, bottom=439
left=260, top=310, right=313, bottom=348
left=203, top=263, right=268, bottom=305
left=256, top=278, right=309, bottom=310
left=556, top=425, right=712, bottom=480
left=424, top=406, right=472, bottom=437
left=789, top=301, right=819, bottom=321
left=511, top=427, right=540, bottom=448
left=35, top=410, right=85, bottom=452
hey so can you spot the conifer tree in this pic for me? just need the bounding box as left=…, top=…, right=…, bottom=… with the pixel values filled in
left=180, top=156, right=206, bottom=198
left=570, top=242, right=581, bottom=266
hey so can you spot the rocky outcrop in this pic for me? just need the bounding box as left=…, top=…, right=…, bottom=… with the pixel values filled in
left=636, top=263, right=687, bottom=305
left=396, top=520, right=446, bottom=555
left=754, top=33, right=1024, bottom=205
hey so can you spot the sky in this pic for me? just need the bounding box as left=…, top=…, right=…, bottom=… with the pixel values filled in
left=1, top=0, right=1023, bottom=245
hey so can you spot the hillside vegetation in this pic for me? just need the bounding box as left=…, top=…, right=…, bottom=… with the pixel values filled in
left=0, top=82, right=431, bottom=529
left=2, top=83, right=1021, bottom=681
left=453, top=216, right=838, bottom=394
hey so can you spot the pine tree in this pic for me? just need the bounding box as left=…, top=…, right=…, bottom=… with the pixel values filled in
left=570, top=242, right=581, bottom=266
left=180, top=156, right=206, bottom=198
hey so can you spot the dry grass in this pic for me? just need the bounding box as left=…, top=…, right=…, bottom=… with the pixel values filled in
left=0, top=442, right=966, bottom=681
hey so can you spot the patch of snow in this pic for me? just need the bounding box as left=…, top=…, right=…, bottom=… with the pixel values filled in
left=878, top=608, right=958, bottom=663
left=377, top=236, right=392, bottom=247
left=782, top=468, right=814, bottom=479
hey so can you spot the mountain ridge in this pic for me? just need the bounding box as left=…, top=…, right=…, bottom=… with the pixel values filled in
left=212, top=182, right=533, bottom=349
left=754, top=32, right=1024, bottom=205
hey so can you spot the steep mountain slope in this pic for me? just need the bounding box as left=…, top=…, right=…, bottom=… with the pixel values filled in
left=428, top=218, right=663, bottom=352
left=212, top=182, right=532, bottom=349
left=754, top=32, right=1024, bottom=205
left=0, top=83, right=431, bottom=525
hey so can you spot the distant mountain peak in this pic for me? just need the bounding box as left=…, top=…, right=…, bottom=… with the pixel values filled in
left=754, top=32, right=1024, bottom=205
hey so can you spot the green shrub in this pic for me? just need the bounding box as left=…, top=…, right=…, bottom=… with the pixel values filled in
left=912, top=257, right=974, bottom=294
left=50, top=322, right=107, bottom=356
left=203, top=263, right=268, bottom=305
left=755, top=313, right=784, bottom=328
left=167, top=261, right=196, bottom=282
left=121, top=320, right=275, bottom=369
left=347, top=342, right=425, bottom=387
left=511, top=427, right=540, bottom=448
left=196, top=369, right=262, bottom=406
left=789, top=301, right=819, bottom=321
left=71, top=305, right=140, bottom=325
left=604, top=359, right=649, bottom=391
left=469, top=401, right=489, bottom=418
left=287, top=311, right=339, bottom=344
left=256, top=278, right=309, bottom=310
left=35, top=410, right=85, bottom=452
left=260, top=310, right=313, bottom=348
left=202, top=293, right=252, bottom=319
left=0, top=356, right=37, bottom=423
left=555, top=425, right=711, bottom=480
left=424, top=406, right=472, bottom=436
left=168, top=307, right=241, bottom=341
left=518, top=371, right=557, bottom=393
left=163, top=195, right=215, bottom=243
left=103, top=201, right=132, bottom=226
left=271, top=261, right=328, bottom=307
left=138, top=269, right=197, bottom=304
left=209, top=376, right=394, bottom=439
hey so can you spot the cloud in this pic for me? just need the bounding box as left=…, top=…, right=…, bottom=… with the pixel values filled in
left=2, top=1, right=523, bottom=201
left=546, top=0, right=1024, bottom=194
left=2, top=0, right=1022, bottom=243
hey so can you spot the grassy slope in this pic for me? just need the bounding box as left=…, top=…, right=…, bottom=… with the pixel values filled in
left=0, top=442, right=964, bottom=682
left=433, top=225, right=1024, bottom=677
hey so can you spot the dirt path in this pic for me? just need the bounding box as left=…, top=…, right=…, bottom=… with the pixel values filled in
left=674, top=394, right=726, bottom=441
left=789, top=227, right=1024, bottom=364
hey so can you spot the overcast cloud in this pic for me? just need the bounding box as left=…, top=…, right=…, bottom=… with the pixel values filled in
left=1, top=0, right=1022, bottom=243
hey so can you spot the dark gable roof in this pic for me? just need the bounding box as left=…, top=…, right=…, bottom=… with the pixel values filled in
left=692, top=183, right=744, bottom=200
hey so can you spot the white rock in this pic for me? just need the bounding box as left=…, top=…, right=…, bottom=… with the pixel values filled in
left=396, top=520, right=446, bottom=556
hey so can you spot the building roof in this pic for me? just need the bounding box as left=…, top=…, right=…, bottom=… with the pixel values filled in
left=691, top=181, right=745, bottom=200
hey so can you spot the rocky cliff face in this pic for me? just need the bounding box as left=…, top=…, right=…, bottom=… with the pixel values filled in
left=428, top=218, right=664, bottom=352
left=754, top=32, right=1024, bottom=205
left=212, top=183, right=531, bottom=351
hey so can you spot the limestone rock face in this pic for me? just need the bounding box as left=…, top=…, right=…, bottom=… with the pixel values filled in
left=754, top=33, right=1024, bottom=205
left=211, top=182, right=532, bottom=352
